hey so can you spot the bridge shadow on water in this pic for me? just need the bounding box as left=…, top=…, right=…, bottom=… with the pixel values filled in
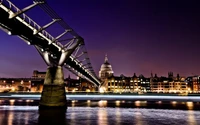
left=38, top=108, right=67, bottom=125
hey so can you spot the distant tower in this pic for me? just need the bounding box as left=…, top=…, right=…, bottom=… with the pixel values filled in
left=168, top=72, right=173, bottom=78
left=99, top=54, right=114, bottom=82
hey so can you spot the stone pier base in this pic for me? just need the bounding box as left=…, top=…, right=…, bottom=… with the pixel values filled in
left=39, top=66, right=67, bottom=109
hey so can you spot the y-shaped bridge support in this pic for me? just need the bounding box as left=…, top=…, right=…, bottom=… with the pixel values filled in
left=38, top=37, right=83, bottom=109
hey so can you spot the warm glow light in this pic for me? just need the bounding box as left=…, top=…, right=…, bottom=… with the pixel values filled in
left=115, top=100, right=120, bottom=106
left=98, top=100, right=107, bottom=107
left=9, top=100, right=15, bottom=105
left=186, top=102, right=194, bottom=110
left=99, top=87, right=105, bottom=93
left=171, top=101, right=177, bottom=104
left=86, top=89, right=90, bottom=92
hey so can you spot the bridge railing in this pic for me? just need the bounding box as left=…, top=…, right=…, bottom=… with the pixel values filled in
left=1, top=0, right=57, bottom=46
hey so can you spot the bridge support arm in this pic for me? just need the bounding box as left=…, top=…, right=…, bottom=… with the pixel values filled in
left=50, top=29, right=72, bottom=44
left=33, top=19, right=61, bottom=35
left=58, top=38, right=82, bottom=66
left=9, top=1, right=45, bottom=19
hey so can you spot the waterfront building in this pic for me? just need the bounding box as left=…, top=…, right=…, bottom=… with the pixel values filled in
left=101, top=73, right=150, bottom=93
left=0, top=78, right=33, bottom=92
left=150, top=72, right=188, bottom=93
left=185, top=76, right=200, bottom=93
left=0, top=69, right=96, bottom=93
left=99, top=54, right=114, bottom=82
left=138, top=74, right=151, bottom=92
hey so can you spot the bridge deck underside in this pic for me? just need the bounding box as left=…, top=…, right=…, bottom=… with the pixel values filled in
left=0, top=7, right=99, bottom=86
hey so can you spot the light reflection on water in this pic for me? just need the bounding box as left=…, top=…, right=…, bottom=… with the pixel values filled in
left=115, top=108, right=121, bottom=125
left=0, top=106, right=199, bottom=125
left=188, top=110, right=196, bottom=125
left=98, top=108, right=108, bottom=125
left=0, top=100, right=200, bottom=125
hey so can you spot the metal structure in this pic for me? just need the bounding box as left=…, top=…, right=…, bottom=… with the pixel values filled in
left=0, top=0, right=100, bottom=86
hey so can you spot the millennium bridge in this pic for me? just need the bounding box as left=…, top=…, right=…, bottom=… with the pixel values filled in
left=0, top=0, right=101, bottom=109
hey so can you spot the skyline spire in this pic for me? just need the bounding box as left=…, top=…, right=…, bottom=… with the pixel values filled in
left=104, top=54, right=108, bottom=63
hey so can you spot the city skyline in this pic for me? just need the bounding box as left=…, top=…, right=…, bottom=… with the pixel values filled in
left=0, top=0, right=200, bottom=78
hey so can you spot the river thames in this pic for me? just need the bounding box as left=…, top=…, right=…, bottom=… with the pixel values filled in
left=0, top=99, right=200, bottom=125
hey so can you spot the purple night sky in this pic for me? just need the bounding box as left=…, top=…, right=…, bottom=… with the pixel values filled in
left=0, top=0, right=200, bottom=78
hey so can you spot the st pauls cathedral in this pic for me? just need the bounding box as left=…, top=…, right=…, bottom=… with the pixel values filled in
left=99, top=54, right=114, bottom=82
left=98, top=55, right=189, bottom=93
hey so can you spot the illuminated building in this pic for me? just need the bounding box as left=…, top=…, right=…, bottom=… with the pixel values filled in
left=150, top=72, right=187, bottom=93
left=102, top=73, right=150, bottom=93
left=138, top=74, right=151, bottom=92
left=32, top=70, right=46, bottom=78
left=0, top=78, right=36, bottom=92
left=65, top=75, right=97, bottom=92
left=99, top=54, right=114, bottom=82
left=185, top=76, right=200, bottom=93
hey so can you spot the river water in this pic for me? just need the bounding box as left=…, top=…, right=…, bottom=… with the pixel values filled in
left=0, top=100, right=200, bottom=125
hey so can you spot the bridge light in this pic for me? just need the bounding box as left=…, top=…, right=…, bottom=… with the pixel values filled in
left=62, top=49, right=65, bottom=53
left=41, top=49, right=44, bottom=52
left=27, top=42, right=31, bottom=45
left=8, top=31, right=12, bottom=35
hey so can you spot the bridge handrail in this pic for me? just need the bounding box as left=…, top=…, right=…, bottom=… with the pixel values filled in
left=2, top=0, right=57, bottom=46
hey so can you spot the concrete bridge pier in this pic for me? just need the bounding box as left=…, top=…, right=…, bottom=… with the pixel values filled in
left=39, top=66, right=67, bottom=109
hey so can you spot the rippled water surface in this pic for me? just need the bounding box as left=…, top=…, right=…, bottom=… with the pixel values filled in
left=0, top=106, right=200, bottom=125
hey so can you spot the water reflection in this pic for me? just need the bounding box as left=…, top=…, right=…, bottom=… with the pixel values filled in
left=25, top=111, right=30, bottom=125
left=115, top=108, right=121, bottom=125
left=0, top=106, right=199, bottom=125
left=98, top=108, right=108, bottom=125
left=69, top=108, right=76, bottom=125
left=188, top=111, right=197, bottom=125
left=7, top=111, right=13, bottom=125
left=86, top=107, right=92, bottom=125
left=134, top=111, right=144, bottom=125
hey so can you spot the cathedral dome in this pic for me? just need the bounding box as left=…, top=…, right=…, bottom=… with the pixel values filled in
left=99, top=55, right=114, bottom=81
